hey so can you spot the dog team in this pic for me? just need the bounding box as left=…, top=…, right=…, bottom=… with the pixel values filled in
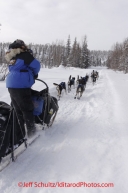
left=53, top=70, right=99, bottom=100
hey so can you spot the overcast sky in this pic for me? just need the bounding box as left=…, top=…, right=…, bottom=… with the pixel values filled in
left=1, top=0, right=128, bottom=50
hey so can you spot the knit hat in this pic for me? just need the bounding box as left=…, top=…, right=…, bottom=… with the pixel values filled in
left=9, top=39, right=26, bottom=49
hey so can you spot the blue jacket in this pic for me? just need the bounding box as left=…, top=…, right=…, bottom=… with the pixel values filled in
left=6, top=52, right=40, bottom=88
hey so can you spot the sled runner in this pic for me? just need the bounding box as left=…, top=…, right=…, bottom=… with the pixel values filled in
left=0, top=133, right=40, bottom=172
left=0, top=79, right=59, bottom=171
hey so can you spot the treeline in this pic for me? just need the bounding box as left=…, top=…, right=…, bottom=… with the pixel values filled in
left=106, top=38, right=128, bottom=73
left=0, top=35, right=108, bottom=68
left=90, top=50, right=110, bottom=67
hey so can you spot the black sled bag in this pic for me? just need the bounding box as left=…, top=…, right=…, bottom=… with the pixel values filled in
left=0, top=101, right=25, bottom=159
left=0, top=102, right=12, bottom=158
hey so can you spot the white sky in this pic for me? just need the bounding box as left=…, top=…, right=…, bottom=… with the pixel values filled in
left=0, top=0, right=128, bottom=50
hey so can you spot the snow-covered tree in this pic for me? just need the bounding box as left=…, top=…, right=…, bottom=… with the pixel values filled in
left=80, top=36, right=89, bottom=68
left=65, top=35, right=71, bottom=67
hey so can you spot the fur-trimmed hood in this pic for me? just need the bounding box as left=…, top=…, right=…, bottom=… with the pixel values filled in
left=5, top=48, right=24, bottom=62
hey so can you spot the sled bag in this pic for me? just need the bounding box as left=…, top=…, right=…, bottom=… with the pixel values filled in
left=0, top=102, right=12, bottom=158
left=0, top=101, right=26, bottom=159
left=32, top=96, right=44, bottom=116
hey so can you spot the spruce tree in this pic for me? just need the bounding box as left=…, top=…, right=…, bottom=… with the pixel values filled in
left=66, top=35, right=71, bottom=67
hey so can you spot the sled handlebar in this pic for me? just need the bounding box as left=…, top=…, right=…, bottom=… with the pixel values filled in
left=36, top=78, right=49, bottom=91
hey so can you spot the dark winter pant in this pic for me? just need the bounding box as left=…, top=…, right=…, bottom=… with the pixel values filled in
left=8, top=88, right=34, bottom=133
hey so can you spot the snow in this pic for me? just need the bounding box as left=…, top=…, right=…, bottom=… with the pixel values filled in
left=0, top=66, right=128, bottom=193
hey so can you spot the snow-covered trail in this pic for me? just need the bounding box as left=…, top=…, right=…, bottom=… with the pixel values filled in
left=0, top=67, right=128, bottom=193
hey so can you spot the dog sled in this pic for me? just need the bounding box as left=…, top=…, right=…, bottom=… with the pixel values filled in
left=0, top=79, right=59, bottom=171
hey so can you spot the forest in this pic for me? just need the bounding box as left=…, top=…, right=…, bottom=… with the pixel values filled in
left=1, top=35, right=128, bottom=75
left=0, top=35, right=108, bottom=68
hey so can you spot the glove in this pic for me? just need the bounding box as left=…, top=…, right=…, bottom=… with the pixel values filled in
left=34, top=74, right=38, bottom=79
